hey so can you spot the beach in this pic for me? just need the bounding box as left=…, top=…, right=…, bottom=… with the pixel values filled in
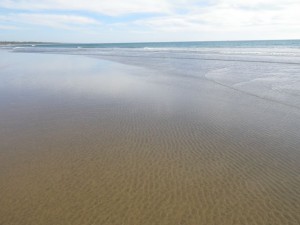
left=0, top=48, right=300, bottom=225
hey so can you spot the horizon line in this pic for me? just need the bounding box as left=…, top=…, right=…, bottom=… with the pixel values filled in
left=1, top=38, right=300, bottom=45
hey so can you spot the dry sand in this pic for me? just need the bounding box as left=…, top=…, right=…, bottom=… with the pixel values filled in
left=0, top=51, right=300, bottom=225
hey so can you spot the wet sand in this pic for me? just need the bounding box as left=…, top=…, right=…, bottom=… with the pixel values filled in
left=0, top=51, right=300, bottom=225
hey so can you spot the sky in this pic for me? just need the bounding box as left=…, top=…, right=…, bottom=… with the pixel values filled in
left=0, top=0, right=300, bottom=43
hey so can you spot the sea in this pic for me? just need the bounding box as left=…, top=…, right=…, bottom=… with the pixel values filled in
left=3, top=39, right=300, bottom=109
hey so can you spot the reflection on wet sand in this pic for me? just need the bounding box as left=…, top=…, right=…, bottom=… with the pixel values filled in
left=0, top=51, right=300, bottom=225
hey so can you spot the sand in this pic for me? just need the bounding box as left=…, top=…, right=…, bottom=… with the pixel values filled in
left=0, top=51, right=300, bottom=225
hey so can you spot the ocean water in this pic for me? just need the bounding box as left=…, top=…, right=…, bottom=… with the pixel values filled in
left=4, top=39, right=300, bottom=49
left=4, top=39, right=300, bottom=109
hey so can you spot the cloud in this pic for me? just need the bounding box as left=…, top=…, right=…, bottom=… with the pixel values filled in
left=135, top=0, right=300, bottom=32
left=8, top=0, right=296, bottom=13
left=0, top=0, right=300, bottom=41
left=1, top=13, right=100, bottom=29
left=0, top=0, right=176, bottom=16
left=2, top=0, right=299, bottom=27
left=0, top=24, right=19, bottom=30
left=217, top=0, right=299, bottom=8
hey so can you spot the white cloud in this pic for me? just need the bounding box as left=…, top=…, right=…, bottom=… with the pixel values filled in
left=0, top=0, right=176, bottom=16
left=2, top=0, right=299, bottom=27
left=1, top=0, right=300, bottom=41
left=0, top=24, right=19, bottom=30
left=135, top=0, right=300, bottom=32
left=217, top=0, right=299, bottom=8
left=1, top=13, right=99, bottom=29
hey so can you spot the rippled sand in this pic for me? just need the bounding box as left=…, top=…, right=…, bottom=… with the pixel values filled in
left=0, top=51, right=300, bottom=225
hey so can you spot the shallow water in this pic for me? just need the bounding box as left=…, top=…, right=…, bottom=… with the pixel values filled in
left=0, top=51, right=300, bottom=225
left=10, top=40, right=300, bottom=109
